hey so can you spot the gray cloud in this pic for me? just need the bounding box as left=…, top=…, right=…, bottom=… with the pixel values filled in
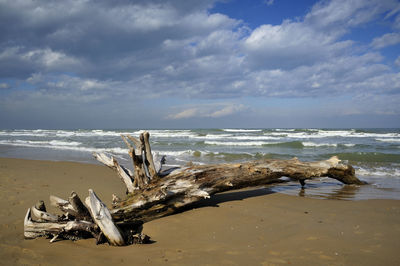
left=0, top=0, right=399, bottom=128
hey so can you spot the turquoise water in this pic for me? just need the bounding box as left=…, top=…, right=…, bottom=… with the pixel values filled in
left=1, top=128, right=399, bottom=200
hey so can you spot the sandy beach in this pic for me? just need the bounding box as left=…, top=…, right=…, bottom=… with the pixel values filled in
left=0, top=157, right=399, bottom=265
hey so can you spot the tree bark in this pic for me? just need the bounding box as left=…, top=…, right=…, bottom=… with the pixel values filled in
left=24, top=131, right=365, bottom=245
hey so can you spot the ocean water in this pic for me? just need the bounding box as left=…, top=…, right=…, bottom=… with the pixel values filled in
left=1, top=128, right=399, bottom=200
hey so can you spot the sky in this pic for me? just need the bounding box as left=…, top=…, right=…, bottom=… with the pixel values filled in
left=0, top=0, right=399, bottom=129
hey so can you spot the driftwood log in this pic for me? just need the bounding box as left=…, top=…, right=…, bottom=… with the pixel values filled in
left=24, top=131, right=365, bottom=246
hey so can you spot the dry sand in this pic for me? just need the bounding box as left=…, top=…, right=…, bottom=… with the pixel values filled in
left=0, top=157, right=399, bottom=265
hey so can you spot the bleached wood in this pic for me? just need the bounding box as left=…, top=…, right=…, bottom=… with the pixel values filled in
left=141, top=149, right=151, bottom=180
left=111, top=156, right=364, bottom=223
left=50, top=195, right=79, bottom=217
left=31, top=205, right=59, bottom=222
left=69, top=191, right=92, bottom=221
left=125, top=134, right=141, bottom=149
left=85, top=189, right=125, bottom=246
left=120, top=134, right=133, bottom=150
left=142, top=132, right=158, bottom=179
left=93, top=153, right=136, bottom=191
left=121, top=135, right=147, bottom=189
left=113, top=159, right=136, bottom=193
left=24, top=208, right=96, bottom=241
left=92, top=152, right=114, bottom=168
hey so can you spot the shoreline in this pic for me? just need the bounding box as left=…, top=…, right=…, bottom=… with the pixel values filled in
left=0, top=157, right=399, bottom=265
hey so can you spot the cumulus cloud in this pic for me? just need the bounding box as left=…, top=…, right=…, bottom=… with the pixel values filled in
left=1, top=0, right=398, bottom=95
left=0, top=0, right=399, bottom=127
left=242, top=21, right=349, bottom=69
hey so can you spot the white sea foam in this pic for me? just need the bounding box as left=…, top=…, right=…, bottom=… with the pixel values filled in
left=222, top=129, right=262, bottom=132
left=53, top=129, right=195, bottom=138
left=265, top=132, right=289, bottom=137
left=342, top=143, right=356, bottom=147
left=1, top=140, right=82, bottom=146
left=350, top=133, right=399, bottom=138
left=225, top=135, right=280, bottom=141
left=194, top=134, right=281, bottom=141
left=356, top=167, right=400, bottom=177
left=194, top=134, right=232, bottom=139
left=302, top=142, right=337, bottom=147
left=317, top=129, right=356, bottom=136
left=154, top=150, right=195, bottom=156
left=0, top=129, right=135, bottom=138
left=376, top=138, right=400, bottom=143
left=1, top=129, right=398, bottom=140
left=287, top=131, right=355, bottom=139
left=49, top=140, right=81, bottom=146
left=0, top=139, right=128, bottom=155
left=0, top=130, right=50, bottom=137
left=205, top=140, right=274, bottom=146
left=55, top=130, right=136, bottom=137
left=267, top=130, right=399, bottom=139
left=275, top=129, right=296, bottom=131
left=269, top=131, right=336, bottom=139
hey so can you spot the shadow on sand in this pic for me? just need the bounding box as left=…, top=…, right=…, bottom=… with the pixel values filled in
left=183, top=181, right=363, bottom=212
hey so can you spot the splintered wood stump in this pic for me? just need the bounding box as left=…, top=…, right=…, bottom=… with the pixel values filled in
left=25, top=131, right=365, bottom=245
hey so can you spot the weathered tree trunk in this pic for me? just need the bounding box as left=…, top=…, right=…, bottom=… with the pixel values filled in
left=24, top=131, right=365, bottom=246
left=109, top=154, right=363, bottom=224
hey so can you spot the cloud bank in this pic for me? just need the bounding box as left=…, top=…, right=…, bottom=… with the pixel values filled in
left=0, top=0, right=399, bottom=128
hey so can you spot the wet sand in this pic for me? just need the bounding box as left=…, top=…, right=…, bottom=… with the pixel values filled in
left=0, top=157, right=399, bottom=265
